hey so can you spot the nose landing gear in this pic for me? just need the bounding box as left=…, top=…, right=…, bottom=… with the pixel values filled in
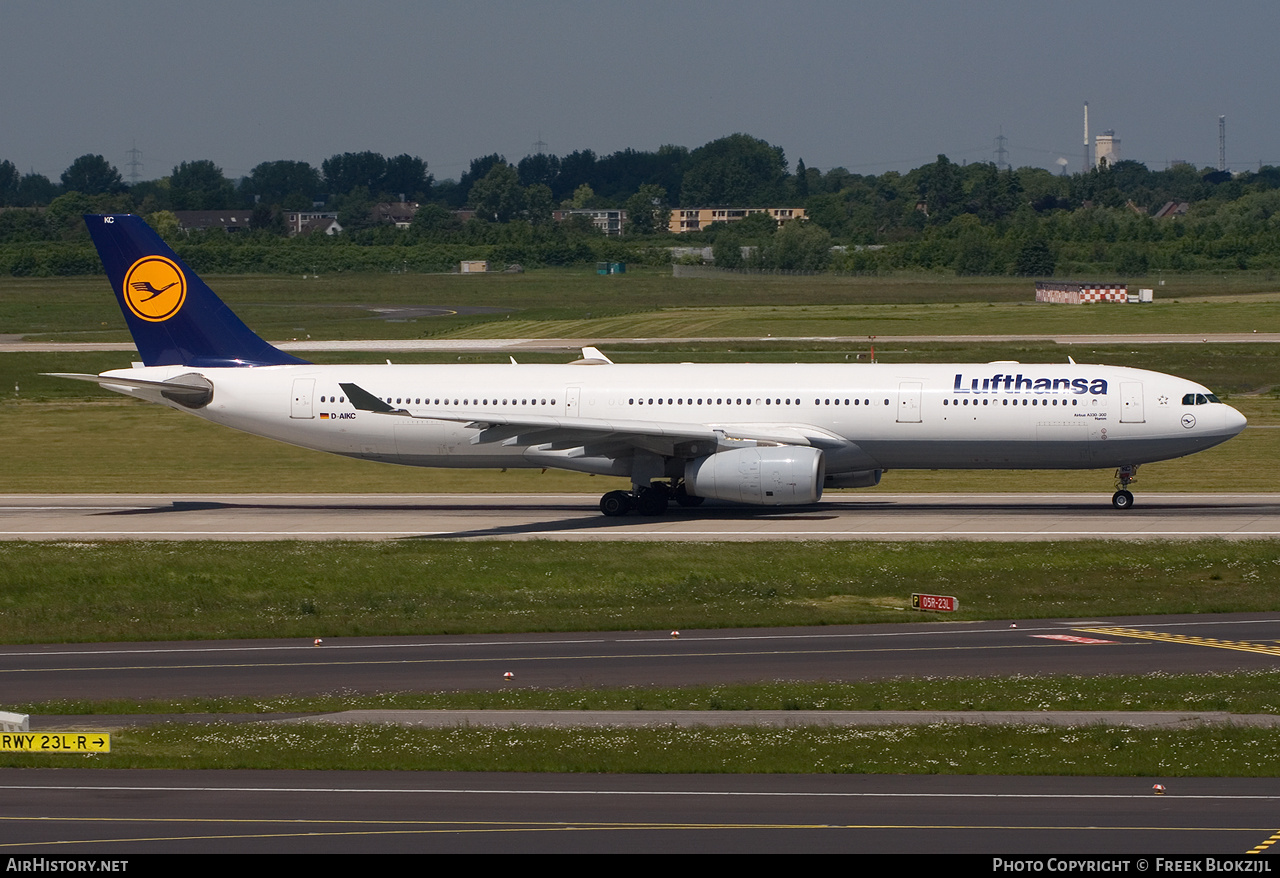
left=1112, top=465, right=1138, bottom=510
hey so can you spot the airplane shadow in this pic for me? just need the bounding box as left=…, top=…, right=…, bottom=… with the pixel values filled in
left=401, top=510, right=843, bottom=540
left=87, top=497, right=1280, bottom=541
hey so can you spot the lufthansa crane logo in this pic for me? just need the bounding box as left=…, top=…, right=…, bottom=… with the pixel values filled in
left=122, top=256, right=187, bottom=322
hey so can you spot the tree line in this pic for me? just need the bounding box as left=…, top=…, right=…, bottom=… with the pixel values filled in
left=3, top=133, right=1280, bottom=276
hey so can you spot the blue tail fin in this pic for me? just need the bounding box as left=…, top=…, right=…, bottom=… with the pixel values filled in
left=85, top=214, right=309, bottom=367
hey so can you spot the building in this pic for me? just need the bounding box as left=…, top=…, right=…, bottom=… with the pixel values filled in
left=553, top=208, right=626, bottom=236
left=284, top=210, right=340, bottom=236
left=297, top=216, right=342, bottom=236
left=1154, top=201, right=1190, bottom=219
left=1095, top=130, right=1121, bottom=168
left=667, top=207, right=806, bottom=234
left=372, top=201, right=418, bottom=229
left=172, top=211, right=254, bottom=232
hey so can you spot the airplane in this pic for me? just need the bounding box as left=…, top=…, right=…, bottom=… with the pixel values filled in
left=52, top=214, right=1247, bottom=516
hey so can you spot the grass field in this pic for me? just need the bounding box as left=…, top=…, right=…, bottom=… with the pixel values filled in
left=4, top=269, right=1280, bottom=343
left=0, top=540, right=1276, bottom=643
left=21, top=671, right=1280, bottom=716
left=7, top=722, right=1280, bottom=776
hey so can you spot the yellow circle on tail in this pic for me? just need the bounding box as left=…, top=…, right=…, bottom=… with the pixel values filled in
left=123, top=256, right=187, bottom=322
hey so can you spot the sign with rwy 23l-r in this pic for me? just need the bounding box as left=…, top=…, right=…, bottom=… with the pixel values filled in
left=1, top=733, right=110, bottom=752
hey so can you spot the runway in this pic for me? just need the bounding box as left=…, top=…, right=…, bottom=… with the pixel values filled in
left=6, top=615, right=1280, bottom=853
left=1, top=492, right=1279, bottom=541
left=2, top=769, right=1276, bottom=854
left=7, top=612, right=1280, bottom=854
left=4, top=488, right=1279, bottom=854
left=5, top=614, right=1280, bottom=703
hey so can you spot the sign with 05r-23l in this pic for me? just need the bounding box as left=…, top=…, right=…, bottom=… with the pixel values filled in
left=912, top=593, right=959, bottom=612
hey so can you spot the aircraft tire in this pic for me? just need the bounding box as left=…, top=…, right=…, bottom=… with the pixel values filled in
left=634, top=489, right=668, bottom=517
left=600, top=490, right=634, bottom=517
left=674, top=485, right=705, bottom=507
left=1112, top=490, right=1134, bottom=510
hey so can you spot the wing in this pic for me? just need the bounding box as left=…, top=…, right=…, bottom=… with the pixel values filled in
left=339, top=381, right=852, bottom=458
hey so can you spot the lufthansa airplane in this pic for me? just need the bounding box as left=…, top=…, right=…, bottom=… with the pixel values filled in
left=54, top=214, right=1247, bottom=515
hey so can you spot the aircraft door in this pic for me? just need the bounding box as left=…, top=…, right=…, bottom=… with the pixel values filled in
left=1120, top=381, right=1145, bottom=423
left=564, top=386, right=581, bottom=417
left=896, top=382, right=922, bottom=423
left=290, top=378, right=315, bottom=419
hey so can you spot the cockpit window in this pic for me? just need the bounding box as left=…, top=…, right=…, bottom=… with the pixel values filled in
left=1183, top=392, right=1224, bottom=405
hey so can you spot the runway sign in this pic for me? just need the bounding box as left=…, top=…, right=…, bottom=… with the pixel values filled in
left=912, top=593, right=958, bottom=612
left=0, top=732, right=110, bottom=752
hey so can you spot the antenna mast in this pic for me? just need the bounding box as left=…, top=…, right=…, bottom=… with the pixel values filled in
left=1218, top=115, right=1226, bottom=172
left=125, top=143, right=143, bottom=185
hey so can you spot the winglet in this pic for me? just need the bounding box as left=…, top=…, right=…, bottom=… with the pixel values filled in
left=84, top=214, right=309, bottom=368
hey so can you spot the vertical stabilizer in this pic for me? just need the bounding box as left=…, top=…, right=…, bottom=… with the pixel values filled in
left=84, top=214, right=309, bottom=367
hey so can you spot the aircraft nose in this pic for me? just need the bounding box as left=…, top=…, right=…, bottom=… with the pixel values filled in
left=1226, top=404, right=1248, bottom=436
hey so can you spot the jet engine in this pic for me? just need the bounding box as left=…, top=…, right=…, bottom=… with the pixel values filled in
left=684, top=446, right=824, bottom=506
left=824, top=469, right=882, bottom=489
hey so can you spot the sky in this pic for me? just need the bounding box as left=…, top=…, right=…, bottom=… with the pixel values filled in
left=3, top=0, right=1278, bottom=185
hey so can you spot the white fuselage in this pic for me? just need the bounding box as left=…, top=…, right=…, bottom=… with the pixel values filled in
left=98, top=360, right=1247, bottom=481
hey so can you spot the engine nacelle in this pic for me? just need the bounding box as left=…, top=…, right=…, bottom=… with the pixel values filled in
left=684, top=446, right=824, bottom=506
left=824, top=469, right=883, bottom=489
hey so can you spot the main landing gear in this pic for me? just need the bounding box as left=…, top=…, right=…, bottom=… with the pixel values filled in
left=599, top=481, right=704, bottom=517
left=1112, top=464, right=1139, bottom=510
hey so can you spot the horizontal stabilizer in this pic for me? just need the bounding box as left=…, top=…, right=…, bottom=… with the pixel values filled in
left=46, top=372, right=214, bottom=408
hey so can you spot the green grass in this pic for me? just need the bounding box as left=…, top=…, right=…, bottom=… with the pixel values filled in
left=17, top=671, right=1280, bottom=775
left=8, top=722, right=1280, bottom=776
left=20, top=671, right=1280, bottom=716
left=0, top=540, right=1277, bottom=643
left=4, top=271, right=1280, bottom=342
left=442, top=299, right=1280, bottom=341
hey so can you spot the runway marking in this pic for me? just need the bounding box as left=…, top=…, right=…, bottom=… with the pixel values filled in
left=1076, top=628, right=1280, bottom=658
left=0, top=815, right=1264, bottom=848
left=1031, top=635, right=1117, bottom=644
left=0, top=641, right=1138, bottom=678
left=0, top=819, right=1259, bottom=854
left=3, top=616, right=1274, bottom=661
left=7, top=781, right=1280, bottom=800
left=1248, top=828, right=1280, bottom=854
